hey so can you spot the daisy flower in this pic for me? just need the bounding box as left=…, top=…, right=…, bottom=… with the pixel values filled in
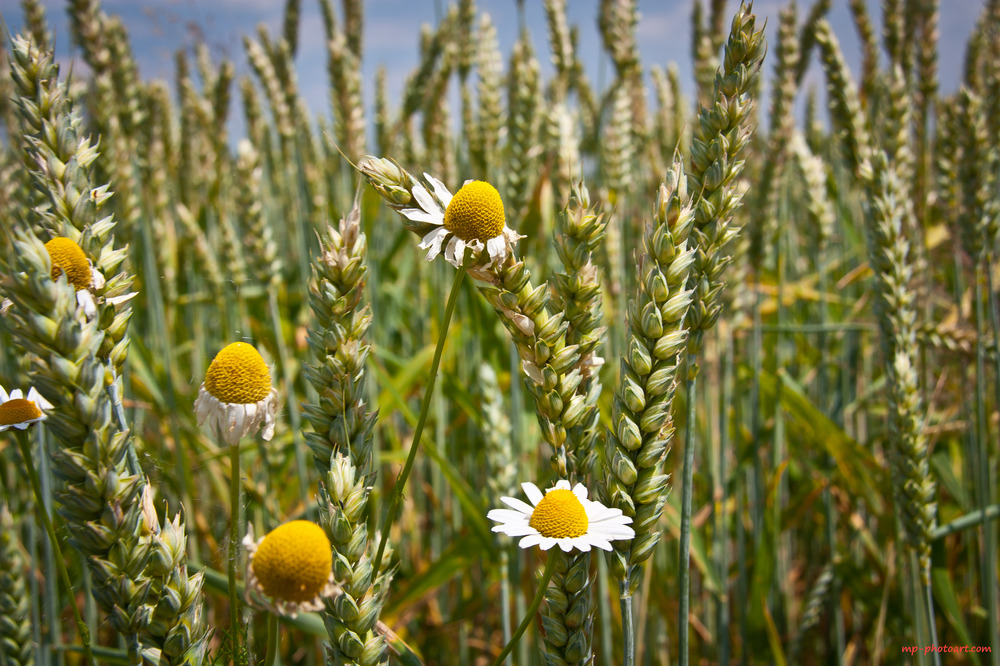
left=0, top=385, right=53, bottom=432
left=194, top=342, right=278, bottom=446
left=488, top=480, right=635, bottom=553
left=358, top=157, right=523, bottom=270
left=243, top=520, right=337, bottom=617
left=43, top=236, right=135, bottom=319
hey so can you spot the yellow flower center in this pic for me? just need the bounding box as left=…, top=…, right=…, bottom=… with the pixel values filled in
left=529, top=488, right=589, bottom=539
left=0, top=398, right=42, bottom=426
left=45, top=237, right=92, bottom=289
left=204, top=342, right=272, bottom=404
left=443, top=180, right=506, bottom=242
left=253, top=521, right=332, bottom=603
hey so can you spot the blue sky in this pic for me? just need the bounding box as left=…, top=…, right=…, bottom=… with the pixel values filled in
left=0, top=0, right=984, bottom=140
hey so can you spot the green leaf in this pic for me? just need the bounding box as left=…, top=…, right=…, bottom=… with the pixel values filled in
left=760, top=368, right=883, bottom=512
left=931, top=566, right=982, bottom=665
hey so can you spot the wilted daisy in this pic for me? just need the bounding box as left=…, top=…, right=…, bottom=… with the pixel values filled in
left=243, top=520, right=337, bottom=617
left=488, top=480, right=635, bottom=553
left=408, top=177, right=522, bottom=269
left=41, top=236, right=135, bottom=319
left=358, top=157, right=523, bottom=270
left=194, top=342, right=278, bottom=446
left=0, top=385, right=53, bottom=432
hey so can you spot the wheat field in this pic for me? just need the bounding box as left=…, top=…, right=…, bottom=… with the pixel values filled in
left=0, top=0, right=998, bottom=664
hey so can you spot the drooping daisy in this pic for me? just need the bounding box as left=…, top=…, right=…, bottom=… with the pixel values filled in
left=43, top=236, right=135, bottom=319
left=488, top=480, right=635, bottom=553
left=0, top=385, right=53, bottom=432
left=243, top=520, right=337, bottom=617
left=399, top=175, right=523, bottom=270
left=194, top=342, right=278, bottom=446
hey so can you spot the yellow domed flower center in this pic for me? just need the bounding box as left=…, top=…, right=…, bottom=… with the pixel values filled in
left=45, top=237, right=92, bottom=289
left=529, top=488, right=589, bottom=539
left=443, top=180, right=506, bottom=242
left=204, top=342, right=272, bottom=404
left=253, top=521, right=332, bottom=603
left=0, top=398, right=42, bottom=426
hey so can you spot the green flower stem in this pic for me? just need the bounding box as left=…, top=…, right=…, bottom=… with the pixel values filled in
left=372, top=264, right=468, bottom=583
left=499, top=549, right=512, bottom=666
left=620, top=581, right=635, bottom=666
left=491, top=552, right=558, bottom=666
left=229, top=441, right=243, bottom=665
left=264, top=612, right=279, bottom=666
left=678, top=353, right=698, bottom=666
left=15, top=430, right=95, bottom=666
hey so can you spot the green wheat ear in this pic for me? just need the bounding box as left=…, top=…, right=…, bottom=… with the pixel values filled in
left=5, top=33, right=207, bottom=666
left=0, top=505, right=34, bottom=666
left=601, top=162, right=695, bottom=592
left=303, top=201, right=391, bottom=666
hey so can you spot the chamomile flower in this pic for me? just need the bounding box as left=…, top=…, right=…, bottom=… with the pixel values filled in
left=488, top=480, right=635, bottom=553
left=194, top=342, right=278, bottom=446
left=42, top=237, right=135, bottom=319
left=0, top=385, right=53, bottom=432
left=401, top=176, right=523, bottom=269
left=243, top=520, right=337, bottom=617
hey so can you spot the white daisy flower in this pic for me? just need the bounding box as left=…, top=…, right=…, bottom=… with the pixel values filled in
left=243, top=520, right=337, bottom=618
left=399, top=174, right=523, bottom=270
left=488, top=480, right=635, bottom=553
left=0, top=385, right=54, bottom=432
left=43, top=236, right=135, bottom=319
left=194, top=342, right=278, bottom=446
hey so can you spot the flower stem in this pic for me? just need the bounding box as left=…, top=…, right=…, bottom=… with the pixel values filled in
left=372, top=264, right=467, bottom=582
left=620, top=581, right=635, bottom=666
left=264, top=612, right=280, bottom=666
left=229, top=441, right=243, bottom=665
left=15, top=430, right=96, bottom=666
left=492, top=552, right=558, bottom=666
left=678, top=355, right=698, bottom=666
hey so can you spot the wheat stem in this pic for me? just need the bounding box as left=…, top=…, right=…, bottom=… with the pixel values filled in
left=678, top=360, right=698, bottom=666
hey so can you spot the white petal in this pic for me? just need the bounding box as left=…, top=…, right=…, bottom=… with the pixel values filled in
left=584, top=535, right=614, bottom=551
left=537, top=537, right=557, bottom=551
left=0, top=385, right=9, bottom=401
left=400, top=207, right=443, bottom=225
left=411, top=183, right=443, bottom=217
left=0, top=424, right=9, bottom=432
left=567, top=537, right=591, bottom=552
left=558, top=538, right=576, bottom=553
left=591, top=523, right=636, bottom=540
left=551, top=480, right=572, bottom=491
left=90, top=266, right=105, bottom=290
left=500, top=496, right=536, bottom=516
left=444, top=237, right=466, bottom=268
left=498, top=524, right=540, bottom=537
left=503, top=226, right=525, bottom=244
left=487, top=509, right=531, bottom=524
left=423, top=173, right=453, bottom=207
left=418, top=226, right=449, bottom=261
left=518, top=534, right=544, bottom=549
left=26, top=387, right=53, bottom=410
left=78, top=291, right=97, bottom=319
left=9, top=389, right=23, bottom=400
left=572, top=483, right=589, bottom=500
left=14, top=422, right=28, bottom=430
left=521, top=482, right=544, bottom=506
left=486, top=236, right=505, bottom=264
